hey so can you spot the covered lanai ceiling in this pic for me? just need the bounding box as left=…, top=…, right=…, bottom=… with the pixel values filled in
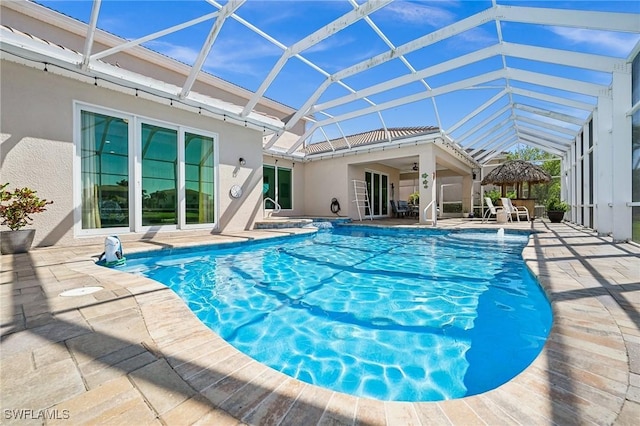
left=4, top=0, right=639, bottom=165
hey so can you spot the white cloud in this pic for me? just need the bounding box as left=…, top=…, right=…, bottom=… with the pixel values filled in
left=382, top=1, right=457, bottom=27
left=304, top=35, right=356, bottom=54
left=550, top=27, right=640, bottom=57
left=146, top=41, right=199, bottom=64
left=146, top=38, right=281, bottom=77
left=449, top=27, right=496, bottom=47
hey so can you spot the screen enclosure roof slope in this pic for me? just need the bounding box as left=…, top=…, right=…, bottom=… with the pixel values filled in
left=3, top=0, right=640, bottom=165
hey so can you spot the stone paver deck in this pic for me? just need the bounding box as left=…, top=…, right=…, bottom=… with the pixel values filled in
left=1, top=220, right=639, bottom=425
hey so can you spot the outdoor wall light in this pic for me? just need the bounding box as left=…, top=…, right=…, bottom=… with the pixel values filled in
left=239, top=157, right=246, bottom=166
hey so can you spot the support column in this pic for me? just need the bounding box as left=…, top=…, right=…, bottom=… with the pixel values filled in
left=462, top=174, right=473, bottom=216
left=564, top=148, right=575, bottom=223
left=595, top=90, right=613, bottom=236
left=419, top=145, right=437, bottom=224
left=595, top=68, right=632, bottom=241
left=611, top=68, right=633, bottom=242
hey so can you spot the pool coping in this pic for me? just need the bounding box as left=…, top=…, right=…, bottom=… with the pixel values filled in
left=1, top=221, right=639, bottom=424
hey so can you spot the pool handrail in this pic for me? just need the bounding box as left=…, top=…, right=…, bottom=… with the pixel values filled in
left=263, top=197, right=281, bottom=218
left=423, top=200, right=437, bottom=226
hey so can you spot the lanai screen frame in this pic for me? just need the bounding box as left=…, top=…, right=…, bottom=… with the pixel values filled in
left=2, top=0, right=639, bottom=240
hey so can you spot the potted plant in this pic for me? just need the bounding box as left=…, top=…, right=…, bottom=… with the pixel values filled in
left=0, top=183, right=53, bottom=254
left=545, top=197, right=569, bottom=223
left=462, top=208, right=470, bottom=218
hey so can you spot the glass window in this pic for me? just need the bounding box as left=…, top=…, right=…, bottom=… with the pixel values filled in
left=80, top=111, right=129, bottom=229
left=78, top=107, right=219, bottom=234
left=381, top=174, right=388, bottom=215
left=365, top=171, right=372, bottom=216
left=263, top=165, right=292, bottom=209
left=373, top=173, right=381, bottom=215
left=277, top=167, right=292, bottom=209
left=364, top=171, right=388, bottom=216
left=263, top=165, right=276, bottom=208
left=142, top=124, right=178, bottom=226
left=185, top=133, right=215, bottom=224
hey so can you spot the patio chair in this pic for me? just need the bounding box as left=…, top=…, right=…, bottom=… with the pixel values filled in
left=482, top=197, right=504, bottom=223
left=398, top=201, right=410, bottom=217
left=501, top=197, right=530, bottom=222
left=390, top=200, right=408, bottom=218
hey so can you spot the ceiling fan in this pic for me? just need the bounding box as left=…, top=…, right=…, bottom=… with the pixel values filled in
left=412, top=162, right=419, bottom=171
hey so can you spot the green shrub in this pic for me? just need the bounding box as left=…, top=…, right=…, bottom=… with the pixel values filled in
left=0, top=183, right=53, bottom=231
left=484, top=189, right=501, bottom=205
left=546, top=197, right=569, bottom=212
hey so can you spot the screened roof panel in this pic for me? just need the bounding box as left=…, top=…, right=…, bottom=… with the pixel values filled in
left=4, top=0, right=639, bottom=163
left=340, top=57, right=417, bottom=91
left=499, top=22, right=639, bottom=58
left=365, top=80, right=434, bottom=105
left=422, top=56, right=505, bottom=88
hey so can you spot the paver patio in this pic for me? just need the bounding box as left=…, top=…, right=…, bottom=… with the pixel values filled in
left=1, top=220, right=639, bottom=425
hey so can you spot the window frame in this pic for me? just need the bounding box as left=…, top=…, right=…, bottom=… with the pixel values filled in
left=73, top=102, right=219, bottom=237
left=73, top=103, right=135, bottom=236
left=263, top=164, right=293, bottom=210
left=181, top=127, right=219, bottom=229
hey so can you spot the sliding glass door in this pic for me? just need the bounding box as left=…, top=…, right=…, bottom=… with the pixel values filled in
left=76, top=105, right=218, bottom=235
left=141, top=124, right=178, bottom=226
left=80, top=110, right=130, bottom=230
left=185, top=133, right=215, bottom=224
left=365, top=170, right=389, bottom=217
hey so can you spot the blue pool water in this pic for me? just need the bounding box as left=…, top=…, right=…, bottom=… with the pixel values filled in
left=119, top=226, right=552, bottom=401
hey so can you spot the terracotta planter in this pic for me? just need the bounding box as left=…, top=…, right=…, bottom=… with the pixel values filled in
left=547, top=211, right=565, bottom=223
left=1, top=229, right=35, bottom=254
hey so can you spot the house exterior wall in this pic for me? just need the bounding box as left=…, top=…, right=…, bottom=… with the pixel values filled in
left=303, top=145, right=452, bottom=220
left=304, top=160, right=349, bottom=218
left=1, top=59, right=264, bottom=247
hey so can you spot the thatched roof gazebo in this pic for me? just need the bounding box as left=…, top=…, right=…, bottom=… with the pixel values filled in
left=481, top=159, right=551, bottom=199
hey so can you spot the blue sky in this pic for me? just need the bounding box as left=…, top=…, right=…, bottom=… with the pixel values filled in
left=37, top=1, right=640, bottom=143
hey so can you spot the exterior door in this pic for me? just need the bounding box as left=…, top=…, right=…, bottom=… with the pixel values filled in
left=365, top=171, right=389, bottom=217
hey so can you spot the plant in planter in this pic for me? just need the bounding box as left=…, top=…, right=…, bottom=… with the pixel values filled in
left=545, top=197, right=569, bottom=223
left=0, top=183, right=53, bottom=254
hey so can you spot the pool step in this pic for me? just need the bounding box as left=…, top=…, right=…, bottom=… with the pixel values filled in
left=255, top=217, right=351, bottom=229
left=255, top=218, right=314, bottom=229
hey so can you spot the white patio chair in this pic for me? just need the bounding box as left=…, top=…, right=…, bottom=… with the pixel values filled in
left=501, top=197, right=530, bottom=222
left=482, top=197, right=504, bottom=223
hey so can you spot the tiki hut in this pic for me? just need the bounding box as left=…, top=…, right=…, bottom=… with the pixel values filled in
left=481, top=159, right=551, bottom=199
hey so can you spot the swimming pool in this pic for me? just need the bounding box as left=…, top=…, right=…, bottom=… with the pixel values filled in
left=119, top=226, right=552, bottom=401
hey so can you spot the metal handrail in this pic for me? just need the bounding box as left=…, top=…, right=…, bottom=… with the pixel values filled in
left=423, top=200, right=437, bottom=226
left=263, top=197, right=281, bottom=217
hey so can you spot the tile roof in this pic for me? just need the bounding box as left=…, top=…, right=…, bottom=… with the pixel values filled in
left=303, top=126, right=439, bottom=155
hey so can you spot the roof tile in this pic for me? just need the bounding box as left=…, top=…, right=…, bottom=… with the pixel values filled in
left=304, top=126, right=439, bottom=155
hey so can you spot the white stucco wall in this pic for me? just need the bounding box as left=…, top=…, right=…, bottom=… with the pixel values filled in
left=1, top=60, right=266, bottom=246
left=304, top=159, right=350, bottom=218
